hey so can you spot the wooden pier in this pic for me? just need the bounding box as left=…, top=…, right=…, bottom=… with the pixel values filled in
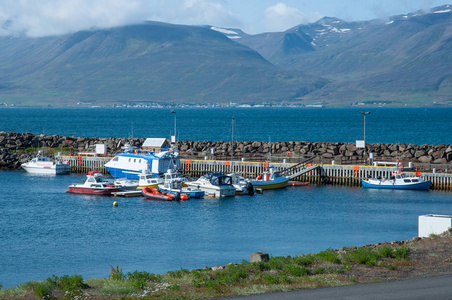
left=59, top=155, right=452, bottom=191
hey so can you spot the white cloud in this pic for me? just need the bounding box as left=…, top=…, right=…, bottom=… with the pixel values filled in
left=262, top=2, right=323, bottom=32
left=0, top=0, right=149, bottom=37
left=151, top=0, right=243, bottom=29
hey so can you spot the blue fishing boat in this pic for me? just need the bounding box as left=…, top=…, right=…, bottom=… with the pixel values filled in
left=362, top=170, right=431, bottom=190
left=105, top=144, right=180, bottom=180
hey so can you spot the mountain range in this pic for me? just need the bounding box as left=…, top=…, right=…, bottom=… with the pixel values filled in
left=1, top=4, right=451, bottom=107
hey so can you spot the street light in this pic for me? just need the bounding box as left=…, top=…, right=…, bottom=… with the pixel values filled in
left=170, top=110, right=176, bottom=150
left=360, top=111, right=370, bottom=157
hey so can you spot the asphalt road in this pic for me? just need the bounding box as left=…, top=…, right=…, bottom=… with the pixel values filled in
left=224, top=274, right=452, bottom=300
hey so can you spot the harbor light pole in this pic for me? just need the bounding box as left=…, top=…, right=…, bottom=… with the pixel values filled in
left=171, top=110, right=176, bottom=150
left=360, top=111, right=370, bottom=157
left=231, top=116, right=234, bottom=163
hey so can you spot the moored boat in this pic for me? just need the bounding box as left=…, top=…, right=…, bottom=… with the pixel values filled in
left=67, top=171, right=120, bottom=195
left=21, top=150, right=70, bottom=175
left=248, top=167, right=289, bottom=190
left=227, top=173, right=255, bottom=195
left=362, top=170, right=431, bottom=190
left=159, top=169, right=204, bottom=198
left=186, top=173, right=236, bottom=197
left=136, top=169, right=164, bottom=190
left=141, top=187, right=189, bottom=201
left=104, top=144, right=180, bottom=179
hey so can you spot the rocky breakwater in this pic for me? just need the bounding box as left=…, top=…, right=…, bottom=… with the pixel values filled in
left=0, top=132, right=144, bottom=170
left=0, top=131, right=451, bottom=170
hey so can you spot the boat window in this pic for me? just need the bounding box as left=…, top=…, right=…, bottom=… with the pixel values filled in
left=412, top=179, right=419, bottom=182
left=134, top=159, right=136, bottom=163
left=113, top=157, right=118, bottom=161
left=403, top=179, right=411, bottom=183
left=396, top=176, right=401, bottom=179
left=129, top=158, right=131, bottom=162
left=88, top=178, right=96, bottom=183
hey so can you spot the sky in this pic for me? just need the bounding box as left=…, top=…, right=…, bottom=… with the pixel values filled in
left=0, top=0, right=449, bottom=37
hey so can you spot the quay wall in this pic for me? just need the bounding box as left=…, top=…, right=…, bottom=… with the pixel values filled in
left=0, top=131, right=451, bottom=170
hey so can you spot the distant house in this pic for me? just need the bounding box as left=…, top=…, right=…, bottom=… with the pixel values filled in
left=142, top=138, right=170, bottom=152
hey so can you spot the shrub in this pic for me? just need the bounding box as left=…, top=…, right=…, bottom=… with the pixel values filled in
left=379, top=246, right=394, bottom=258
left=293, top=254, right=314, bottom=267
left=283, top=265, right=311, bottom=277
left=346, top=248, right=381, bottom=266
left=315, top=248, right=342, bottom=264
left=34, top=282, right=53, bottom=299
left=267, top=256, right=292, bottom=270
left=47, top=274, right=87, bottom=296
left=394, top=246, right=410, bottom=261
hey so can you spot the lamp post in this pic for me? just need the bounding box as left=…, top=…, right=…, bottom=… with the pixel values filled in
left=231, top=116, right=234, bottom=163
left=360, top=111, right=370, bottom=157
left=171, top=110, right=176, bottom=150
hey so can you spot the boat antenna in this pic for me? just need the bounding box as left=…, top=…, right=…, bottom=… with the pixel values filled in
left=231, top=116, right=234, bottom=163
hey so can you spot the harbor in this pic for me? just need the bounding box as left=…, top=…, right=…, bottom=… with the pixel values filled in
left=60, top=154, right=452, bottom=191
left=2, top=107, right=452, bottom=289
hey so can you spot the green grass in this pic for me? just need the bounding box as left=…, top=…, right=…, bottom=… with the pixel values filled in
left=0, top=244, right=413, bottom=299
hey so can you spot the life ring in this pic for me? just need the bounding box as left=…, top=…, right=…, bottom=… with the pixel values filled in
left=397, top=163, right=404, bottom=171
left=287, top=151, right=293, bottom=158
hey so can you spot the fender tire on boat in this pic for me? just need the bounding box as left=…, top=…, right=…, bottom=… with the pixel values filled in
left=174, top=192, right=180, bottom=201
left=246, top=182, right=255, bottom=196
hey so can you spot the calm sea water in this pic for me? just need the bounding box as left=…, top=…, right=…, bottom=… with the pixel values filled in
left=1, top=107, right=452, bottom=288
left=0, top=107, right=451, bottom=144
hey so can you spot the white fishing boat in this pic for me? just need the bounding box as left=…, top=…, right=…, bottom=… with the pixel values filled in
left=21, top=150, right=71, bottom=175
left=362, top=170, right=431, bottom=190
left=186, top=173, right=236, bottom=197
left=227, top=173, right=255, bottom=195
left=248, top=166, right=289, bottom=190
left=105, top=144, right=180, bottom=180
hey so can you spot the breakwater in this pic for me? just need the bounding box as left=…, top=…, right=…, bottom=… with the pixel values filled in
left=1, top=131, right=451, bottom=170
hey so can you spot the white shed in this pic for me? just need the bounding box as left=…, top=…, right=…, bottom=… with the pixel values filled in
left=142, top=138, right=170, bottom=152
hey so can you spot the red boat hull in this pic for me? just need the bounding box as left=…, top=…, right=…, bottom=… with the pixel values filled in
left=66, top=187, right=120, bottom=195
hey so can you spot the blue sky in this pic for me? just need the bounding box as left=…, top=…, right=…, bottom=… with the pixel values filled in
left=0, top=0, right=449, bottom=37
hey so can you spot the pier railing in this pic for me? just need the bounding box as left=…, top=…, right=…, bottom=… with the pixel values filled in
left=58, top=154, right=452, bottom=191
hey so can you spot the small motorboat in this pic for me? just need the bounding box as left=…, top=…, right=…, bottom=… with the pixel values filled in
left=186, top=173, right=236, bottom=197
left=159, top=169, right=204, bottom=198
left=362, top=170, right=431, bottom=190
left=227, top=173, right=255, bottom=195
left=113, top=178, right=139, bottom=190
left=21, top=150, right=71, bottom=175
left=248, top=167, right=289, bottom=190
left=67, top=171, right=120, bottom=195
left=141, top=187, right=189, bottom=201
left=136, top=169, right=164, bottom=190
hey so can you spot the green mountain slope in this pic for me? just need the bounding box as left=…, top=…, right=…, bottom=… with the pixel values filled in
left=0, top=22, right=327, bottom=106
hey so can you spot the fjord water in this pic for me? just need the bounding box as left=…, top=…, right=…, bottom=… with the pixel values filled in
left=1, top=107, right=451, bottom=144
left=1, top=107, right=452, bottom=288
